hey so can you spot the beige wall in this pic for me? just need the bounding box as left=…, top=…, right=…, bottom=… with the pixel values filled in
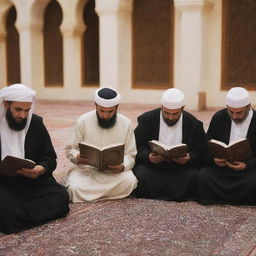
left=0, top=0, right=254, bottom=110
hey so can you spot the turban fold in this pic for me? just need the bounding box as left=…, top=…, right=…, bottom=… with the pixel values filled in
left=0, top=84, right=35, bottom=102
left=95, top=87, right=121, bottom=107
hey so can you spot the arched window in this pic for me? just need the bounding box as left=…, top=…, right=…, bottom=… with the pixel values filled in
left=133, top=0, right=174, bottom=89
left=43, top=0, right=63, bottom=87
left=222, top=0, right=256, bottom=89
left=83, top=0, right=99, bottom=86
left=6, top=6, right=20, bottom=85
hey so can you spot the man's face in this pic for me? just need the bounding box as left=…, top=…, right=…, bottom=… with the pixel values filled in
left=227, top=105, right=250, bottom=124
left=96, top=104, right=118, bottom=129
left=162, top=106, right=183, bottom=126
left=5, top=101, right=32, bottom=130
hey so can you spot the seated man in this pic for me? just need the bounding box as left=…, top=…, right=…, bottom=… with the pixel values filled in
left=0, top=84, right=69, bottom=234
left=198, top=87, right=256, bottom=205
left=65, top=87, right=137, bottom=202
left=133, top=88, right=207, bottom=201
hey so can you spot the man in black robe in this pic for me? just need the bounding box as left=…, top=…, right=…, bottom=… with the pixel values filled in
left=198, top=87, right=256, bottom=205
left=0, top=84, right=69, bottom=234
left=133, top=88, right=207, bottom=201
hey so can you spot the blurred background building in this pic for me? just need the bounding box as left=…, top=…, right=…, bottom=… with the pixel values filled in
left=0, top=0, right=255, bottom=110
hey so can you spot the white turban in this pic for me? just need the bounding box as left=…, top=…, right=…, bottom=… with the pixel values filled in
left=161, top=88, right=185, bottom=109
left=95, top=87, right=121, bottom=107
left=0, top=84, right=36, bottom=160
left=226, top=87, right=250, bottom=108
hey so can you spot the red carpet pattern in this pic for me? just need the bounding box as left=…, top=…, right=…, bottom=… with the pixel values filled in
left=0, top=199, right=255, bottom=256
left=0, top=100, right=255, bottom=255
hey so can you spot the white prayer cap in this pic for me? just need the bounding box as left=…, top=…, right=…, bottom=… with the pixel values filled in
left=161, top=88, right=185, bottom=109
left=95, top=87, right=121, bottom=107
left=226, top=87, right=250, bottom=108
left=0, top=83, right=36, bottom=102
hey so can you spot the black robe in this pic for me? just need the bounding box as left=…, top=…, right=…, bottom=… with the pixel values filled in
left=133, top=108, right=208, bottom=201
left=0, top=114, right=70, bottom=234
left=198, top=108, right=256, bottom=205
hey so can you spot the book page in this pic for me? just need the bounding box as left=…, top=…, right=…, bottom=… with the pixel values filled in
left=79, top=143, right=101, bottom=169
left=101, top=144, right=124, bottom=171
left=209, top=139, right=228, bottom=148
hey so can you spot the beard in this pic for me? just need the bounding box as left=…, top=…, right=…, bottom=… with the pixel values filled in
left=162, top=113, right=180, bottom=127
left=97, top=112, right=117, bottom=129
left=5, top=108, right=27, bottom=131
left=231, top=108, right=250, bottom=124
left=163, top=118, right=179, bottom=126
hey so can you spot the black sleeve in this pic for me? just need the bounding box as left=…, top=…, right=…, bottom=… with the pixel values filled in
left=134, top=109, right=161, bottom=165
left=186, top=120, right=208, bottom=167
left=134, top=115, right=152, bottom=165
left=25, top=115, right=57, bottom=176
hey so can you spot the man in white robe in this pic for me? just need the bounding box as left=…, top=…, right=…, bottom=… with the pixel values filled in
left=65, top=87, right=137, bottom=202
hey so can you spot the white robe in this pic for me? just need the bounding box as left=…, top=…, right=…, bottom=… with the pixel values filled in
left=65, top=110, right=138, bottom=202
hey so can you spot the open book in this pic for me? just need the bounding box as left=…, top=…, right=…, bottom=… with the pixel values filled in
left=148, top=140, right=188, bottom=161
left=208, top=138, right=252, bottom=162
left=0, top=155, right=36, bottom=177
left=79, top=142, right=125, bottom=171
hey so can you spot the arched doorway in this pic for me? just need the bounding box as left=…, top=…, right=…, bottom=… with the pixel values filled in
left=43, top=0, right=63, bottom=87
left=6, top=6, right=20, bottom=85
left=132, top=0, right=174, bottom=89
left=222, top=0, right=256, bottom=90
left=82, top=0, right=99, bottom=87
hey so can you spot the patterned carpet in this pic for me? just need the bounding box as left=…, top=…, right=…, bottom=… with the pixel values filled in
left=0, top=100, right=256, bottom=256
left=0, top=199, right=255, bottom=256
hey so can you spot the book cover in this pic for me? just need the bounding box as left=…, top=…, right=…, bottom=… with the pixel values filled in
left=79, top=142, right=125, bottom=171
left=208, top=138, right=252, bottom=162
left=0, top=155, right=36, bottom=177
left=148, top=140, right=188, bottom=161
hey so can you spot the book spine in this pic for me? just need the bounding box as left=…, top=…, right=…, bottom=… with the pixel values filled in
left=99, top=151, right=103, bottom=171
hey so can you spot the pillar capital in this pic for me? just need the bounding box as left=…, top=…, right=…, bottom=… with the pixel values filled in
left=174, top=0, right=213, bottom=12
left=16, top=22, right=43, bottom=32
left=95, top=0, right=133, bottom=16
left=60, top=25, right=86, bottom=37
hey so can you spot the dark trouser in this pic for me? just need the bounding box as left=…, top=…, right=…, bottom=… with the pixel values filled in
left=198, top=166, right=256, bottom=205
left=0, top=176, right=70, bottom=234
left=133, top=164, right=199, bottom=202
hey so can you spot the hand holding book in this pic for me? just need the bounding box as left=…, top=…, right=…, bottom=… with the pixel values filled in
left=148, top=140, right=188, bottom=162
left=208, top=138, right=251, bottom=162
left=0, top=156, right=36, bottom=177
left=78, top=142, right=124, bottom=171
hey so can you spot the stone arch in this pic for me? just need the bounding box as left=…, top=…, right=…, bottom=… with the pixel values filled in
left=82, top=0, right=99, bottom=86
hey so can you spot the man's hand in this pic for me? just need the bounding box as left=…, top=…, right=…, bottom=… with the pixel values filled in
left=214, top=158, right=228, bottom=167
left=107, top=164, right=124, bottom=173
left=172, top=153, right=190, bottom=165
left=77, top=154, right=89, bottom=165
left=17, top=165, right=45, bottom=179
left=149, top=152, right=165, bottom=164
left=226, top=161, right=246, bottom=171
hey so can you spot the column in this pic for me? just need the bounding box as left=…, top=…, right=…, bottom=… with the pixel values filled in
left=60, top=25, right=85, bottom=92
left=16, top=23, right=44, bottom=88
left=174, top=0, right=213, bottom=110
left=95, top=0, right=133, bottom=92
